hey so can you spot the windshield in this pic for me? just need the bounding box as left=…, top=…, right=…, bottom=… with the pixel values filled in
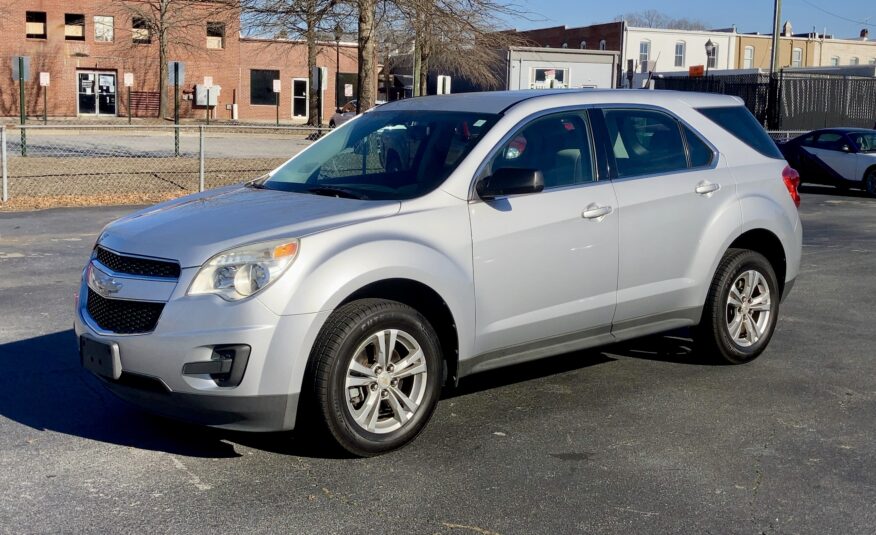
left=263, top=110, right=500, bottom=200
left=850, top=132, right=876, bottom=153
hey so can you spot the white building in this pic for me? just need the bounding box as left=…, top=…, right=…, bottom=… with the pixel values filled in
left=506, top=47, right=620, bottom=90
left=621, top=26, right=738, bottom=85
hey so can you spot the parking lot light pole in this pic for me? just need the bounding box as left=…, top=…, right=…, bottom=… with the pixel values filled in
left=705, top=39, right=716, bottom=76
left=18, top=56, right=27, bottom=157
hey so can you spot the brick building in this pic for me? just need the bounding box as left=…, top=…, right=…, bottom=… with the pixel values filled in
left=513, top=22, right=625, bottom=54
left=0, top=0, right=360, bottom=123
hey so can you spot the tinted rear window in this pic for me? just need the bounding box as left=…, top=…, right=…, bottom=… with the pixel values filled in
left=697, top=106, right=784, bottom=160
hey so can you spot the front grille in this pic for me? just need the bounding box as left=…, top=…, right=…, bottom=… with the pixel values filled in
left=95, top=247, right=180, bottom=279
left=85, top=288, right=165, bottom=334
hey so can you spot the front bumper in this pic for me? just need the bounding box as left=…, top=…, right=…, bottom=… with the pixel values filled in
left=75, top=272, right=324, bottom=432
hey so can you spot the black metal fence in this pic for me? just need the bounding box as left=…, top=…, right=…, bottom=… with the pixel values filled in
left=655, top=73, right=876, bottom=131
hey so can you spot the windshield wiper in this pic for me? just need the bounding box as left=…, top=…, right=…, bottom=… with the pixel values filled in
left=246, top=175, right=270, bottom=189
left=307, top=186, right=369, bottom=200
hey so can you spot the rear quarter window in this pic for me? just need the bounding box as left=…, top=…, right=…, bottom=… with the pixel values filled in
left=697, top=106, right=784, bottom=160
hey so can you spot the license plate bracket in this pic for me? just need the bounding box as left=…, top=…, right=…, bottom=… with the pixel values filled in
left=80, top=336, right=122, bottom=380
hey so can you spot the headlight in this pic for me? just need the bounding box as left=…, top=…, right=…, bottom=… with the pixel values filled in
left=188, top=239, right=299, bottom=301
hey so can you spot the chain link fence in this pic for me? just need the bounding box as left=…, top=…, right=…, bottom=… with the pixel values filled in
left=0, top=124, right=814, bottom=209
left=0, top=124, right=327, bottom=209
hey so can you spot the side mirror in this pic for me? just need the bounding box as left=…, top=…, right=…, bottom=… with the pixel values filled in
left=336, top=107, right=343, bottom=114
left=477, top=168, right=544, bottom=200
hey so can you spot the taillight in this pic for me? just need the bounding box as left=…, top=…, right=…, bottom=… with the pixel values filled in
left=782, top=166, right=801, bottom=208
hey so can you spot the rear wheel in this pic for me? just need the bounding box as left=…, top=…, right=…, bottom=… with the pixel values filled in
left=864, top=169, right=876, bottom=197
left=304, top=299, right=443, bottom=456
left=694, top=249, right=780, bottom=364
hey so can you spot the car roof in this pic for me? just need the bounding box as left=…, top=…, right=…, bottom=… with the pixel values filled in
left=813, top=128, right=876, bottom=135
left=376, top=89, right=744, bottom=115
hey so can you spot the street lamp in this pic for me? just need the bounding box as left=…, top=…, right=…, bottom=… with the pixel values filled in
left=705, top=39, right=716, bottom=75
left=334, top=23, right=343, bottom=113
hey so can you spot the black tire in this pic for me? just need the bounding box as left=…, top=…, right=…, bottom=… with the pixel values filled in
left=694, top=249, right=781, bottom=365
left=303, top=299, right=443, bottom=457
left=864, top=169, right=876, bottom=197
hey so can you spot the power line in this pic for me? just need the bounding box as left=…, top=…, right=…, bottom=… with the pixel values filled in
left=796, top=0, right=874, bottom=28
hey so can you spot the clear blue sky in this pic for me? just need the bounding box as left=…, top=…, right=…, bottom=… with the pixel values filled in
left=509, top=0, right=874, bottom=38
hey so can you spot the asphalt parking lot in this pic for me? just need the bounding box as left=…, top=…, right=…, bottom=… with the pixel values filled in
left=1, top=186, right=875, bottom=534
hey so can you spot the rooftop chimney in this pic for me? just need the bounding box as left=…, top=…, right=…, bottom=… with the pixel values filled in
left=861, top=29, right=870, bottom=41
left=783, top=21, right=793, bottom=37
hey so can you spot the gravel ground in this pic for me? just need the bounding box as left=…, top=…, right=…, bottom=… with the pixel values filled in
left=0, top=186, right=874, bottom=534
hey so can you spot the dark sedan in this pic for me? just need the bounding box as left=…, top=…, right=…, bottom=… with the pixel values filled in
left=778, top=128, right=876, bottom=196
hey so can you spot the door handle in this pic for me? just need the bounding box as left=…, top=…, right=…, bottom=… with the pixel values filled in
left=582, top=205, right=613, bottom=220
left=695, top=181, right=721, bottom=195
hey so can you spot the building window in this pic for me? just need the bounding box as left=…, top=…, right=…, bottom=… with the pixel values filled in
left=743, top=46, right=754, bottom=69
left=830, top=56, right=840, bottom=66
left=639, top=40, right=651, bottom=65
left=251, top=69, right=280, bottom=105
left=65, top=14, right=86, bottom=41
left=707, top=44, right=718, bottom=68
left=599, top=40, right=607, bottom=50
left=580, top=40, right=587, bottom=49
left=850, top=57, right=860, bottom=65
left=26, top=11, right=47, bottom=39
left=94, top=16, right=114, bottom=42
left=791, top=48, right=802, bottom=67
left=132, top=17, right=151, bottom=44
left=207, top=22, right=225, bottom=49
left=674, top=41, right=686, bottom=67
left=530, top=68, right=568, bottom=89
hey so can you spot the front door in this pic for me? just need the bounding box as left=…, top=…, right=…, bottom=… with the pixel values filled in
left=78, top=71, right=116, bottom=117
left=470, top=110, right=619, bottom=356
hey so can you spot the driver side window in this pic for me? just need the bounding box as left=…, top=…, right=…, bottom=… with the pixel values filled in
left=489, top=111, right=595, bottom=189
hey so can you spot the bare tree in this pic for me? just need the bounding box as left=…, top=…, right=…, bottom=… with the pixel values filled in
left=398, top=0, right=529, bottom=95
left=113, top=0, right=236, bottom=118
left=620, top=9, right=708, bottom=31
left=242, top=0, right=349, bottom=125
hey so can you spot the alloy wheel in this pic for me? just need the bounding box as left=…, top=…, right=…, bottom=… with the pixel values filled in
left=726, top=269, right=772, bottom=348
left=344, top=329, right=428, bottom=434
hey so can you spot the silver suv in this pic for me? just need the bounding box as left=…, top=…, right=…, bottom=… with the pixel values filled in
left=77, top=90, right=802, bottom=456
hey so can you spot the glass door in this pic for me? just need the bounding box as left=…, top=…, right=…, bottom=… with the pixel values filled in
left=292, top=78, right=308, bottom=119
left=78, top=72, right=96, bottom=115
left=97, top=73, right=117, bottom=116
left=78, top=71, right=117, bottom=116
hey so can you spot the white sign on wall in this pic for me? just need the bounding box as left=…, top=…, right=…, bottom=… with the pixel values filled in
left=203, top=76, right=213, bottom=89
left=123, top=72, right=134, bottom=87
left=272, top=79, right=282, bottom=93
left=39, top=72, right=50, bottom=87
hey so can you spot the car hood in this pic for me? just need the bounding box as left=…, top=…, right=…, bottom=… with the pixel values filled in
left=98, top=185, right=401, bottom=267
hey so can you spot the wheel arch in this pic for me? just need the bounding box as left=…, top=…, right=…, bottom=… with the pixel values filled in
left=727, top=228, right=787, bottom=295
left=339, top=278, right=460, bottom=387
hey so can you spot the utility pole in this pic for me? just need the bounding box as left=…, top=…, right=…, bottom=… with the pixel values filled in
left=769, top=0, right=782, bottom=76
left=768, top=0, right=783, bottom=129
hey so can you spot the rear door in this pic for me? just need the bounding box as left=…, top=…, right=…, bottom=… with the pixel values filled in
left=593, top=107, right=740, bottom=327
left=469, top=110, right=619, bottom=355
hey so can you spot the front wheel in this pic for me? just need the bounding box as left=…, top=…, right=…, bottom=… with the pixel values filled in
left=694, top=249, right=781, bottom=364
left=305, top=299, right=443, bottom=456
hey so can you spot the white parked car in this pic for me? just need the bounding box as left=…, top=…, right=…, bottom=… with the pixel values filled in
left=779, top=128, right=876, bottom=195
left=77, top=90, right=802, bottom=456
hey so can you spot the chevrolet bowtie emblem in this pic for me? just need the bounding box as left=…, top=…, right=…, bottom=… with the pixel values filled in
left=89, top=264, right=123, bottom=297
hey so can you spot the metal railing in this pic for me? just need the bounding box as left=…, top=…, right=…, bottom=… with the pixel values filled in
left=0, top=124, right=328, bottom=206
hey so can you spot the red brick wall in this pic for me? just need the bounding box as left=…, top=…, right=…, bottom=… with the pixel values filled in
left=237, top=39, right=360, bottom=123
left=0, top=0, right=360, bottom=122
left=515, top=22, right=625, bottom=52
